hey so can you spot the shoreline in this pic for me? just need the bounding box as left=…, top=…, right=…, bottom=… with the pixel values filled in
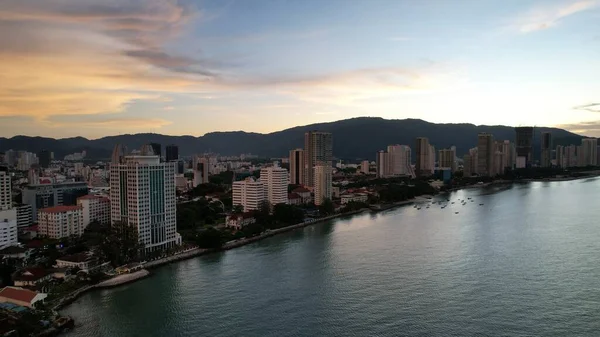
left=56, top=208, right=372, bottom=312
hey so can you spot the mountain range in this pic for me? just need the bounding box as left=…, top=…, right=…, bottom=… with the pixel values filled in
left=0, top=118, right=585, bottom=161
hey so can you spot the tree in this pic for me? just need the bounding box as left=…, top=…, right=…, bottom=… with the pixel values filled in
left=99, top=221, right=143, bottom=267
left=232, top=204, right=244, bottom=214
left=273, top=204, right=304, bottom=225
left=318, top=198, right=335, bottom=216
left=195, top=228, right=224, bottom=249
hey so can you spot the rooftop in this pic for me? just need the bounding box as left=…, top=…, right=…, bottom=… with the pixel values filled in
left=77, top=195, right=109, bottom=201
left=292, top=187, right=310, bottom=193
left=13, top=267, right=50, bottom=282
left=288, top=193, right=301, bottom=199
left=0, top=246, right=28, bottom=255
left=0, top=287, right=38, bottom=304
left=39, top=205, right=82, bottom=213
left=56, top=252, right=94, bottom=263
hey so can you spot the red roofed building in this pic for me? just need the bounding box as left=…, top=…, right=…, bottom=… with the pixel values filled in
left=13, top=267, right=52, bottom=287
left=225, top=213, right=256, bottom=230
left=0, top=286, right=47, bottom=308
left=288, top=193, right=301, bottom=205
left=77, top=195, right=110, bottom=227
left=38, top=205, right=84, bottom=239
left=291, top=187, right=312, bottom=204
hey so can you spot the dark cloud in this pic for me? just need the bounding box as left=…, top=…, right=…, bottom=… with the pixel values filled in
left=573, top=103, right=600, bottom=113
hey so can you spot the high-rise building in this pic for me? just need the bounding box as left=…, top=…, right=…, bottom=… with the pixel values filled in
left=313, top=165, right=332, bottom=206
left=361, top=160, right=370, bottom=174
left=110, top=155, right=180, bottom=252
left=555, top=145, right=565, bottom=168
left=415, top=137, right=433, bottom=177
left=463, top=154, right=473, bottom=177
left=438, top=148, right=456, bottom=172
left=387, top=145, right=412, bottom=176
left=232, top=177, right=265, bottom=212
left=111, top=144, right=127, bottom=164
left=260, top=163, right=288, bottom=206
left=15, top=204, right=32, bottom=231
left=376, top=151, right=389, bottom=178
left=580, top=138, right=598, bottom=166
left=77, top=195, right=110, bottom=227
left=289, top=149, right=304, bottom=185
left=165, top=145, right=179, bottom=162
left=0, top=167, right=17, bottom=248
left=540, top=132, right=552, bottom=167
left=23, top=181, right=88, bottom=221
left=565, top=145, right=578, bottom=167
left=150, top=143, right=162, bottom=160
left=38, top=205, right=84, bottom=239
left=38, top=150, right=51, bottom=168
left=477, top=133, right=494, bottom=176
left=0, top=167, right=10, bottom=211
left=515, top=127, right=534, bottom=168
left=193, top=156, right=209, bottom=187
left=303, top=131, right=333, bottom=187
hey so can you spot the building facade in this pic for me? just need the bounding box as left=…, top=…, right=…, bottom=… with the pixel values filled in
left=303, top=131, right=333, bottom=187
left=477, top=133, right=494, bottom=176
left=438, top=148, right=456, bottom=172
left=289, top=149, right=304, bottom=185
left=22, top=182, right=88, bottom=222
left=313, top=165, right=332, bottom=206
left=260, top=164, right=288, bottom=206
left=232, top=177, right=265, bottom=212
left=110, top=155, right=179, bottom=252
left=376, top=151, right=389, bottom=178
left=15, top=204, right=32, bottom=231
left=580, top=138, right=598, bottom=167
left=361, top=160, right=370, bottom=174
left=515, top=127, right=534, bottom=168
left=0, top=168, right=17, bottom=248
left=387, top=145, right=412, bottom=176
left=165, top=145, right=179, bottom=162
left=415, top=137, right=433, bottom=177
left=38, top=205, right=84, bottom=239
left=540, top=132, right=552, bottom=168
left=193, top=156, right=209, bottom=187
left=77, top=195, right=110, bottom=227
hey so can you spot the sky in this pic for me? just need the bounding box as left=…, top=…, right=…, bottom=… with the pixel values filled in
left=0, top=0, right=599, bottom=139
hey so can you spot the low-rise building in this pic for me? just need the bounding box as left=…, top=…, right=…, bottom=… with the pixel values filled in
left=38, top=205, right=84, bottom=239
left=291, top=187, right=312, bottom=204
left=288, top=193, right=302, bottom=205
left=225, top=213, right=256, bottom=230
left=340, top=193, right=369, bottom=205
left=13, top=267, right=52, bottom=287
left=77, top=195, right=110, bottom=227
left=55, top=253, right=100, bottom=273
left=0, top=246, right=30, bottom=260
left=0, top=286, right=47, bottom=308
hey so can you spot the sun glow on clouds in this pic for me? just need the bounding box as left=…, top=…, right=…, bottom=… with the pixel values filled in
left=0, top=0, right=599, bottom=138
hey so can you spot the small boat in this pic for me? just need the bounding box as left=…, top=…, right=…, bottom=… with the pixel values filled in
left=455, top=212, right=459, bottom=214
left=479, top=203, right=484, bottom=206
left=451, top=202, right=455, bottom=204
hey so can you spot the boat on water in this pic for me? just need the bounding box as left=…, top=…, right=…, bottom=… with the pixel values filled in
left=479, top=203, right=484, bottom=206
left=455, top=212, right=459, bottom=214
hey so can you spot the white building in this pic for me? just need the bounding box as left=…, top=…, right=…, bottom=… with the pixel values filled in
left=260, top=164, right=288, bottom=206
left=232, top=177, right=265, bottom=212
left=376, top=151, right=389, bottom=178
left=55, top=253, right=99, bottom=273
left=387, top=145, right=412, bottom=175
left=38, top=205, right=84, bottom=239
left=313, top=165, right=332, bottom=206
left=0, top=168, right=17, bottom=248
left=0, top=169, right=10, bottom=211
left=340, top=193, right=369, bottom=204
left=225, top=213, right=256, bottom=230
left=110, top=155, right=180, bottom=252
left=77, top=195, right=110, bottom=227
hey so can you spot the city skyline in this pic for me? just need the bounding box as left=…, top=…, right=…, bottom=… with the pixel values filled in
left=1, top=0, right=599, bottom=138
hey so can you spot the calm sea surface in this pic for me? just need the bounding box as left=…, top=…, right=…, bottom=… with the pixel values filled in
left=63, top=179, right=600, bottom=337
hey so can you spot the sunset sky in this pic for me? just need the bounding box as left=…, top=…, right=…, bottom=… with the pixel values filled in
left=1, top=0, right=599, bottom=138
